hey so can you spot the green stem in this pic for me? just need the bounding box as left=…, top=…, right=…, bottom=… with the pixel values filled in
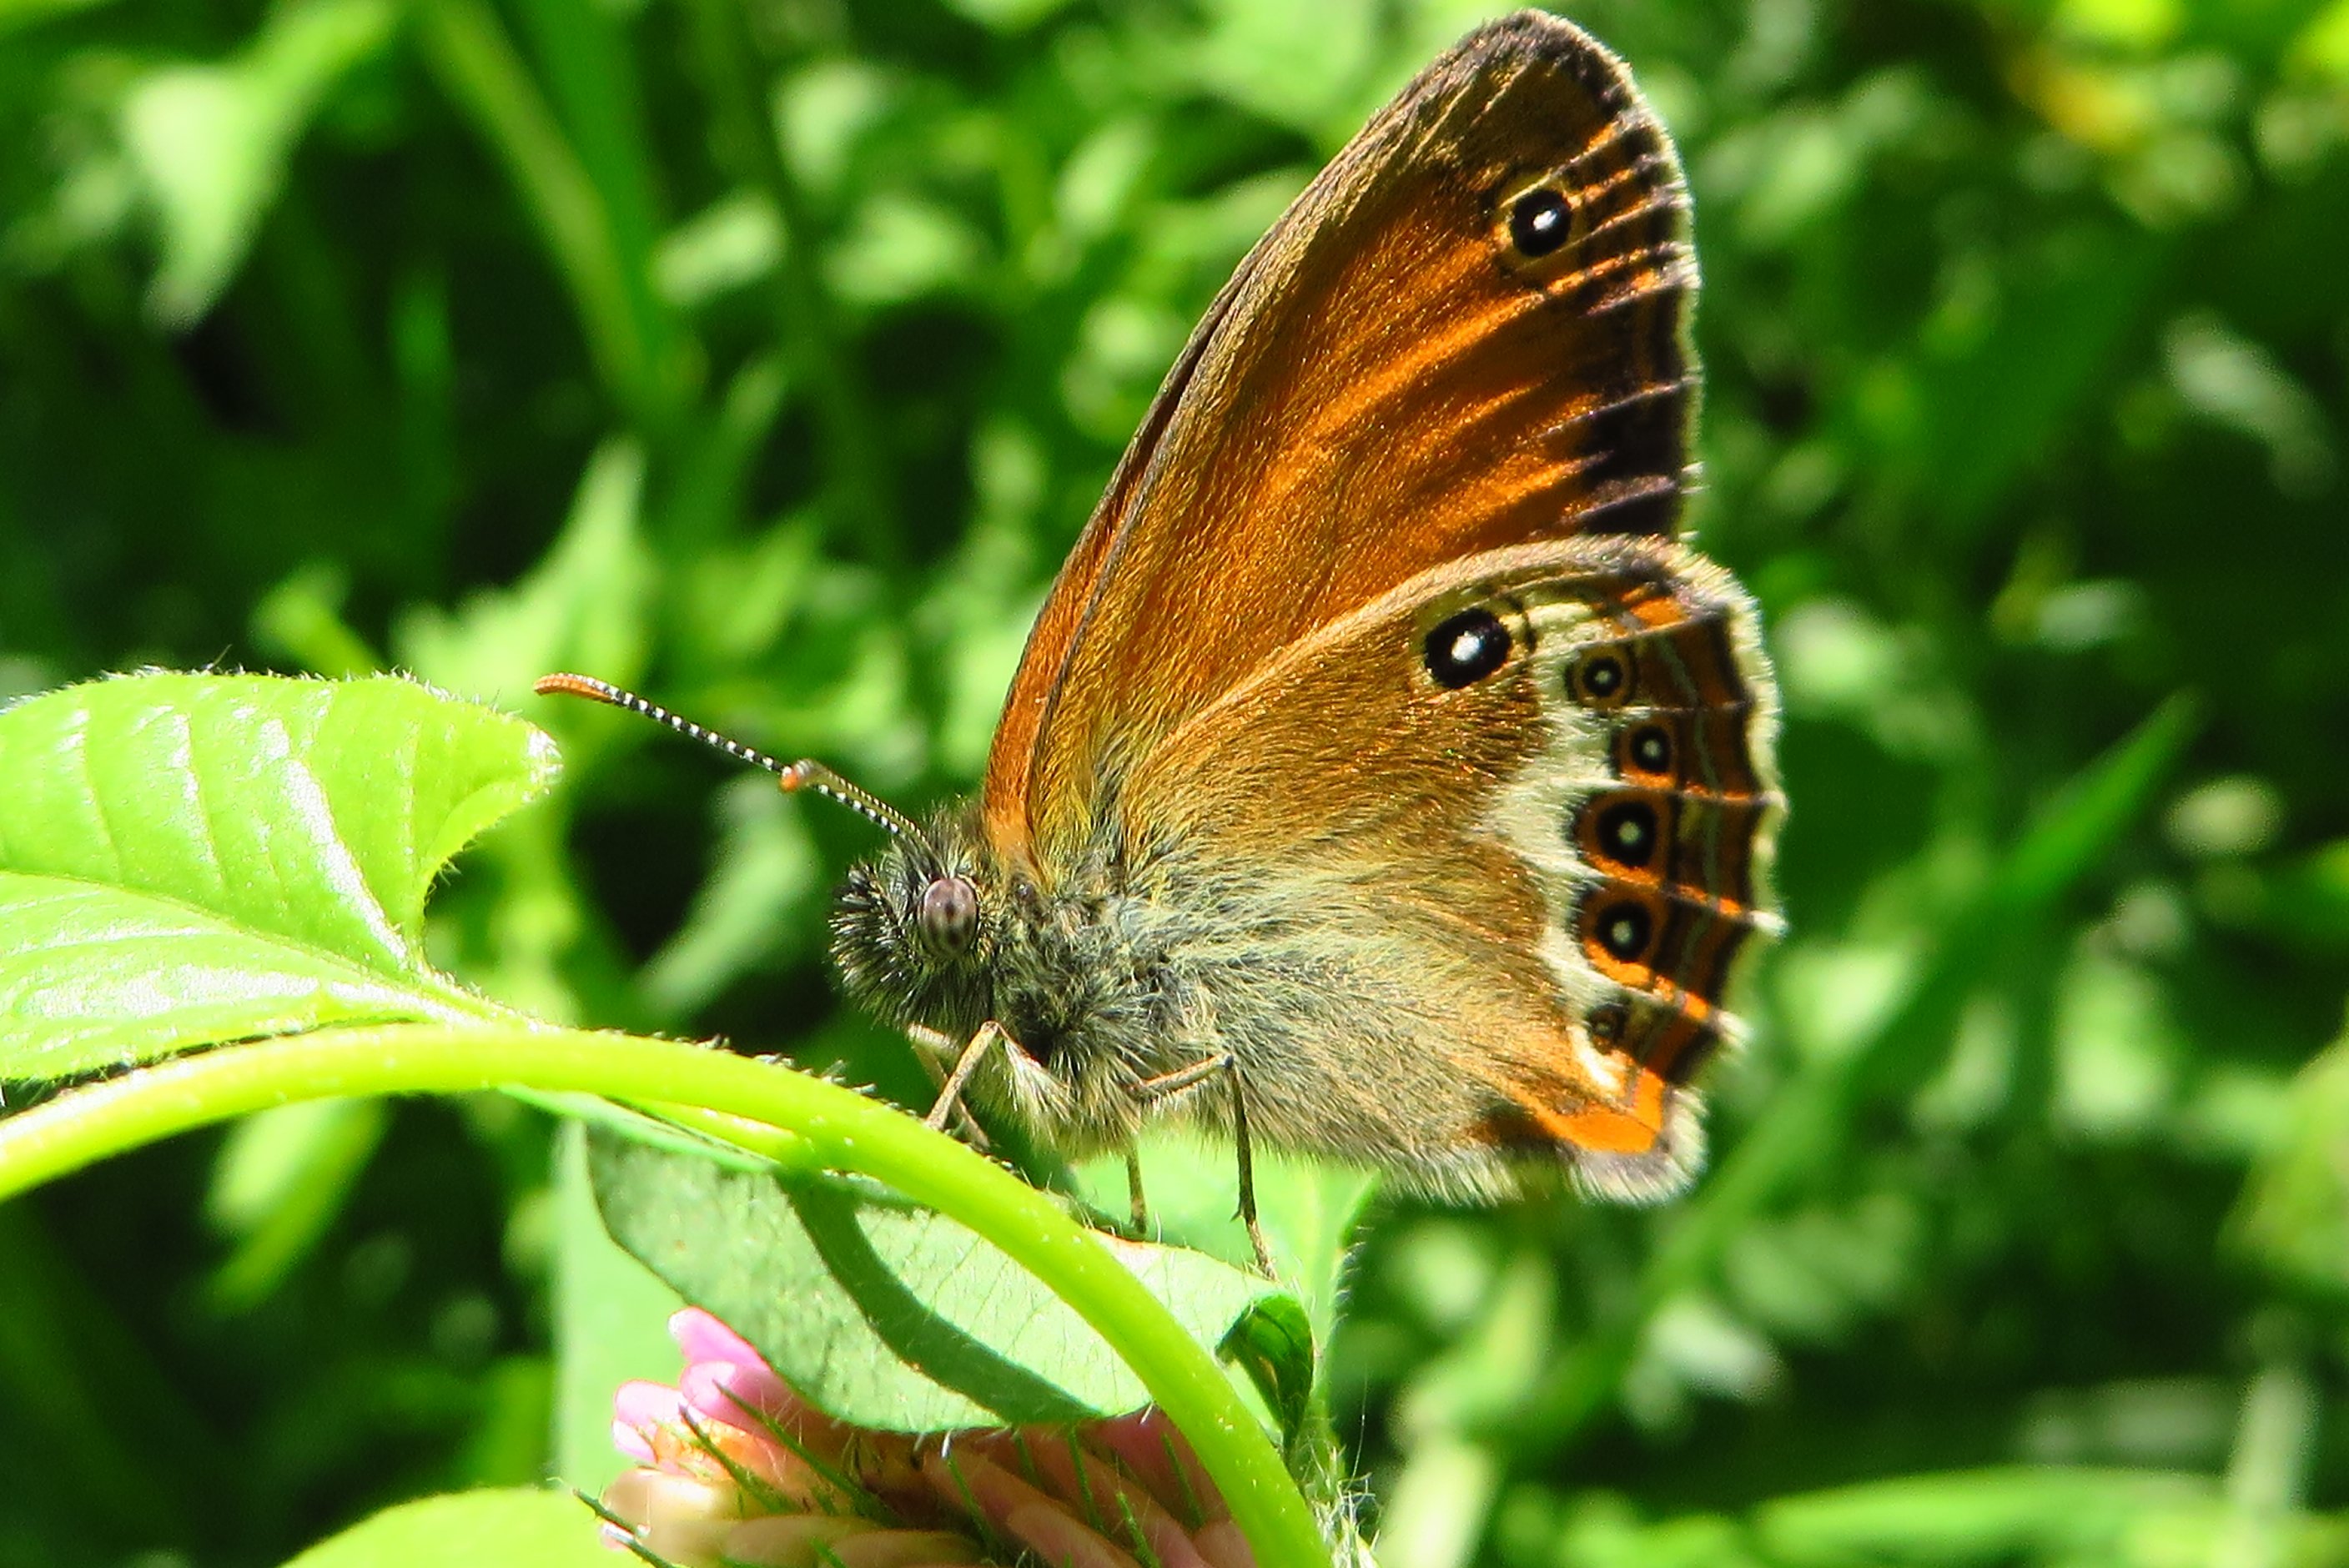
left=411, top=0, right=672, bottom=427
left=0, top=1024, right=1329, bottom=1568
left=679, top=0, right=900, bottom=565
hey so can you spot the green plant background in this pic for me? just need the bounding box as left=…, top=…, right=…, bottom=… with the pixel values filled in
left=4, top=0, right=2349, bottom=1563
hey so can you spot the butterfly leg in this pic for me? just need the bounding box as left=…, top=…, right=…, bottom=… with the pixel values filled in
left=1124, top=1148, right=1150, bottom=1236
left=904, top=1023, right=993, bottom=1148
left=1229, top=1068, right=1272, bottom=1278
left=923, top=1019, right=1014, bottom=1133
left=1135, top=1054, right=1274, bottom=1276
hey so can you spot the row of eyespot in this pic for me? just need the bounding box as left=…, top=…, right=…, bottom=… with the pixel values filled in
left=1564, top=635, right=1750, bottom=1068
left=1421, top=605, right=1677, bottom=768
left=1421, top=604, right=1639, bottom=699
left=1581, top=794, right=1767, bottom=965
left=1579, top=870, right=1750, bottom=1080
left=1419, top=606, right=1755, bottom=1052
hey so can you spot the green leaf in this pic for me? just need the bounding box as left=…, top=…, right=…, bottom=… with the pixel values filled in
left=937, top=0, right=1077, bottom=33
left=638, top=776, right=822, bottom=1018
left=204, top=1097, right=390, bottom=1310
left=1074, top=1133, right=1378, bottom=1347
left=588, top=1126, right=1294, bottom=1430
left=1755, top=1466, right=2216, bottom=1560
left=410, top=0, right=681, bottom=422
left=0, top=673, right=555, bottom=1079
left=396, top=440, right=652, bottom=705
left=281, top=1487, right=607, bottom=1568
left=2231, top=1010, right=2349, bottom=1294
left=1221, top=1292, right=1316, bottom=1442
left=1904, top=229, right=2171, bottom=536
left=549, top=1123, right=683, bottom=1496
left=119, top=0, right=396, bottom=325
left=1188, top=0, right=1380, bottom=144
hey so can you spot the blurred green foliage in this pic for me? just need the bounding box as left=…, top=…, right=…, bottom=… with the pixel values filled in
left=3, top=0, right=2349, bottom=1564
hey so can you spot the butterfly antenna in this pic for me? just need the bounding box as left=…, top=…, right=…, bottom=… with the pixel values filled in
left=532, top=672, right=925, bottom=844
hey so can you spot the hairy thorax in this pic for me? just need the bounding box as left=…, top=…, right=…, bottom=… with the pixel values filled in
left=829, top=809, right=1190, bottom=1155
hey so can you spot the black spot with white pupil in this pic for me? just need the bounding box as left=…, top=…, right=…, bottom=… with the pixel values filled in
left=1425, top=608, right=1511, bottom=688
left=1597, top=801, right=1659, bottom=868
left=1597, top=902, right=1652, bottom=962
left=1629, top=725, right=1672, bottom=772
left=1577, top=653, right=1627, bottom=701
left=1508, top=188, right=1573, bottom=257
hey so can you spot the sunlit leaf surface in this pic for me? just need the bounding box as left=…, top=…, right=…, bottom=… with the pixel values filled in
left=0, top=674, right=554, bottom=1078
left=281, top=1488, right=609, bottom=1568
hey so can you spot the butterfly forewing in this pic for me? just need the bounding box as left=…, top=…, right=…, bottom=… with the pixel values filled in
left=983, top=13, right=1700, bottom=865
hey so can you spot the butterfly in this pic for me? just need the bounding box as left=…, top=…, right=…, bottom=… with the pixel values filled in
left=539, top=9, right=1782, bottom=1269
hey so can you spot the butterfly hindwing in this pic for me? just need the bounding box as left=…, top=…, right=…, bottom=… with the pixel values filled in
left=1117, top=538, right=1781, bottom=1198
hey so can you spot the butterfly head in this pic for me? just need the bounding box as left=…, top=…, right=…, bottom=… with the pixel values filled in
left=527, top=671, right=998, bottom=1029
left=829, top=812, right=998, bottom=1037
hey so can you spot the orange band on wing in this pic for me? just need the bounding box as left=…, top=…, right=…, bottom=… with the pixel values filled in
left=1471, top=1060, right=1672, bottom=1157
left=1552, top=1065, right=1672, bottom=1154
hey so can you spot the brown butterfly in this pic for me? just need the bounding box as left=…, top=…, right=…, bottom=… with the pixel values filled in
left=540, top=10, right=1782, bottom=1269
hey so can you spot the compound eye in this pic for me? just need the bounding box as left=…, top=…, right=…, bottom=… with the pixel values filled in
left=918, top=875, right=978, bottom=959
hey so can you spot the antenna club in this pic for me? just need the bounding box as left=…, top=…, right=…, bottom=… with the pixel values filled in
left=534, top=671, right=616, bottom=702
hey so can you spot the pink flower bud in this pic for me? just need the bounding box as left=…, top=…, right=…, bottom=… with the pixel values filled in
left=599, top=1307, right=1260, bottom=1568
